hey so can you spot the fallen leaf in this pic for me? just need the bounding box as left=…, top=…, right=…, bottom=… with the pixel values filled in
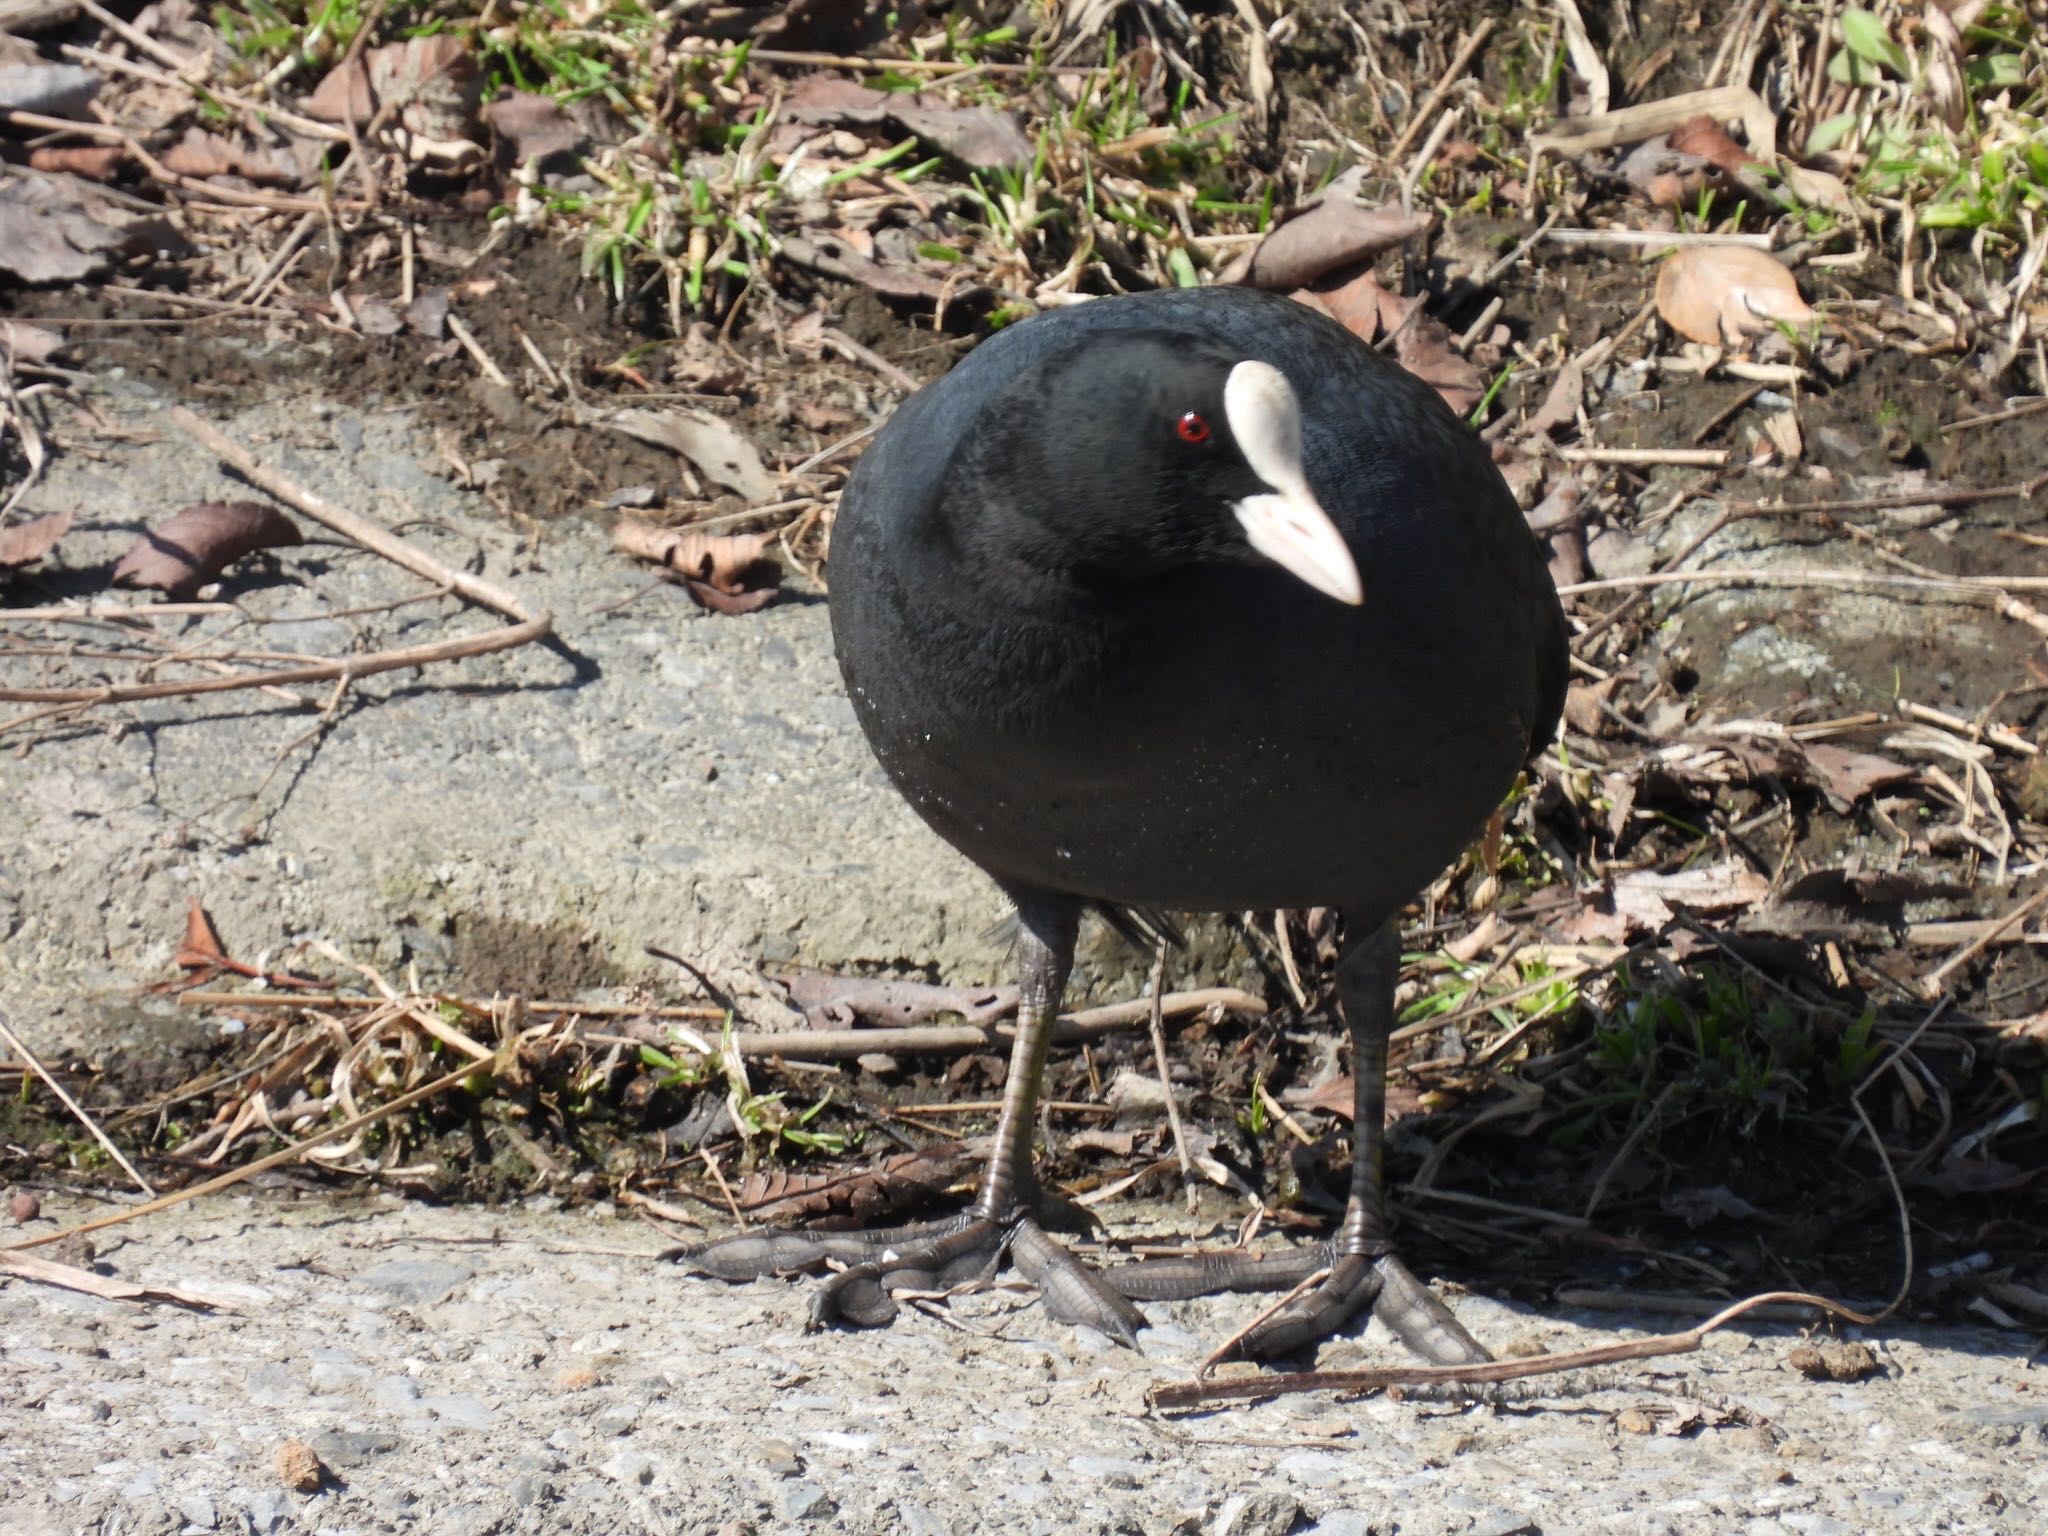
left=157, top=126, right=300, bottom=186
left=26, top=144, right=127, bottom=179
left=1393, top=310, right=1488, bottom=417
left=770, top=971, right=1018, bottom=1029
left=176, top=896, right=229, bottom=971
left=0, top=507, right=72, bottom=569
left=1226, top=167, right=1431, bottom=290
left=1292, top=275, right=1486, bottom=416
left=1610, top=861, right=1770, bottom=931
left=303, top=35, right=477, bottom=140
left=1655, top=246, right=1815, bottom=346
left=1523, top=357, right=1587, bottom=440
left=0, top=173, right=190, bottom=284
left=1668, top=115, right=1755, bottom=175
left=481, top=90, right=588, bottom=167
left=603, top=409, right=777, bottom=501
left=112, top=500, right=304, bottom=597
left=615, top=521, right=782, bottom=614
left=784, top=74, right=1031, bottom=170
left=1281, top=1074, right=1425, bottom=1124
left=778, top=230, right=965, bottom=305
left=736, top=1143, right=974, bottom=1224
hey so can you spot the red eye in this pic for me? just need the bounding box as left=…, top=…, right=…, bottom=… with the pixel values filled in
left=1176, top=411, right=1211, bottom=444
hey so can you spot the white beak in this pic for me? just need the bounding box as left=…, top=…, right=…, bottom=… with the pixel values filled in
left=1223, top=361, right=1363, bottom=606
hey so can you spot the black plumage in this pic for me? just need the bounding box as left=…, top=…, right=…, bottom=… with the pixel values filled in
left=689, top=286, right=1567, bottom=1361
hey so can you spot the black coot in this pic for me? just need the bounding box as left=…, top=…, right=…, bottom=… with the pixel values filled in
left=688, top=286, right=1567, bottom=1362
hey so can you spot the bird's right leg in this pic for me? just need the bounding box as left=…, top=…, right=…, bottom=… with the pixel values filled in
left=681, top=895, right=1145, bottom=1344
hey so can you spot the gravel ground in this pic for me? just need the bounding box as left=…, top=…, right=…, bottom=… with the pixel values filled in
left=3, top=1190, right=2044, bottom=1536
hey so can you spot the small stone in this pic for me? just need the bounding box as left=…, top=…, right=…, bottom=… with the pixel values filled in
left=306, top=1430, right=400, bottom=1467
left=373, top=1376, right=421, bottom=1409
left=119, top=1467, right=160, bottom=1499
left=359, top=1258, right=473, bottom=1304
left=781, top=1481, right=835, bottom=1521
left=276, top=1439, right=323, bottom=1492
left=1617, top=1407, right=1657, bottom=1434
left=10, top=1190, right=39, bottom=1223
left=1305, top=1515, right=1373, bottom=1536
left=239, top=1487, right=291, bottom=1534
left=1068, top=1455, right=1148, bottom=1488
left=422, top=1393, right=494, bottom=1430
left=601, top=1451, right=654, bottom=1486
left=508, top=1475, right=546, bottom=1507
left=556, top=1365, right=602, bottom=1391
left=1215, top=1490, right=1300, bottom=1536
left=755, top=1439, right=802, bottom=1476
left=177, top=1492, right=218, bottom=1529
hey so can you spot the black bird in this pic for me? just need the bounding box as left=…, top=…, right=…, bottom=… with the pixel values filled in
left=688, top=286, right=1567, bottom=1362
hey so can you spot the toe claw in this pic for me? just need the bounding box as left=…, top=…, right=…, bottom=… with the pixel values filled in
left=1012, top=1221, right=1147, bottom=1348
left=1369, top=1255, right=1490, bottom=1365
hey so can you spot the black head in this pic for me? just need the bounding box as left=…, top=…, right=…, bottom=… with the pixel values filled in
left=945, top=330, right=1362, bottom=605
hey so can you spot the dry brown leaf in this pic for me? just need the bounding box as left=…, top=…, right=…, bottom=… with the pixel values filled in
left=26, top=144, right=127, bottom=180
left=1523, top=357, right=1587, bottom=440
left=1227, top=167, right=1431, bottom=290
left=112, top=500, right=303, bottom=597
left=481, top=90, right=587, bottom=167
left=176, top=896, right=229, bottom=971
left=772, top=971, right=1017, bottom=1028
left=1283, top=1075, right=1425, bottom=1124
left=735, top=1144, right=974, bottom=1225
left=615, top=522, right=782, bottom=614
left=778, top=231, right=959, bottom=304
left=1572, top=860, right=1769, bottom=946
left=1392, top=320, right=1485, bottom=417
left=1655, top=246, right=1815, bottom=346
left=157, top=126, right=299, bottom=186
left=0, top=173, right=189, bottom=284
left=784, top=74, right=1030, bottom=170
left=603, top=409, right=776, bottom=501
left=0, top=507, right=72, bottom=569
left=303, top=35, right=477, bottom=139
left=1667, top=115, right=1758, bottom=178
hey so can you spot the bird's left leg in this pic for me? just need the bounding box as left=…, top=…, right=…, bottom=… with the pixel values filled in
left=682, top=895, right=1145, bottom=1344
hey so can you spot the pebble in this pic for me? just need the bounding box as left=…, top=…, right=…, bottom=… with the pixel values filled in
left=358, top=1258, right=475, bottom=1305
left=601, top=1450, right=655, bottom=1486
left=1213, top=1491, right=1301, bottom=1536
left=238, top=1487, right=291, bottom=1534
left=304, top=1429, right=400, bottom=1467
left=1068, top=1456, right=1150, bottom=1488
left=424, top=1393, right=495, bottom=1430
left=177, top=1491, right=218, bottom=1529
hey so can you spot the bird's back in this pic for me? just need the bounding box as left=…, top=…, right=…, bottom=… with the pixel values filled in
left=831, top=288, right=1565, bottom=923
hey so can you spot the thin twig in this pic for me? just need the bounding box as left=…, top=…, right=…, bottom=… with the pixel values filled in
left=1388, top=19, right=1495, bottom=159
left=1149, top=1289, right=1879, bottom=1409
left=1145, top=940, right=1199, bottom=1213
left=1196, top=1266, right=1332, bottom=1378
